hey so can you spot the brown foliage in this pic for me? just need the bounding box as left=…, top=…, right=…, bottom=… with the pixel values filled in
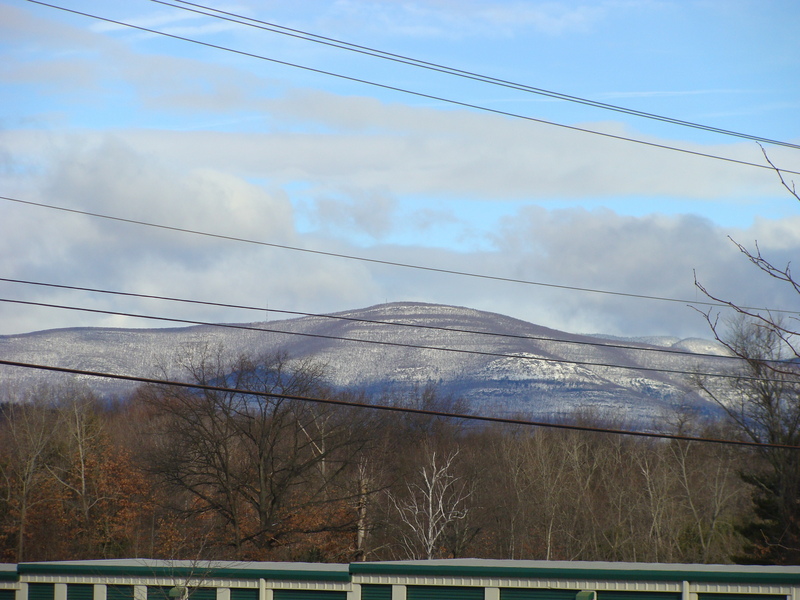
left=0, top=357, right=759, bottom=564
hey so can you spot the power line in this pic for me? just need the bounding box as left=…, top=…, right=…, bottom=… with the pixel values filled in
left=7, top=3, right=796, bottom=449
left=0, top=276, right=750, bottom=364
left=5, top=194, right=799, bottom=316
left=24, top=0, right=800, bottom=177
left=162, top=0, right=800, bottom=151
left=1, top=357, right=797, bottom=450
left=0, top=296, right=778, bottom=382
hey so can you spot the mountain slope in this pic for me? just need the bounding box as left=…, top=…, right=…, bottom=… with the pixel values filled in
left=0, top=302, right=732, bottom=423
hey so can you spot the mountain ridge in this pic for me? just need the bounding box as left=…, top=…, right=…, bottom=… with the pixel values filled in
left=0, top=301, right=731, bottom=424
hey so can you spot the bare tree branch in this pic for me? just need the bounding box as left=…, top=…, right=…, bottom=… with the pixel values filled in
left=761, top=143, right=799, bottom=202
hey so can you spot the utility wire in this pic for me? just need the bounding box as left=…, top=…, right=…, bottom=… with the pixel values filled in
left=4, top=194, right=799, bottom=317
left=0, top=296, right=780, bottom=382
left=8, top=4, right=796, bottom=445
left=24, top=0, right=800, bottom=177
left=163, top=0, right=800, bottom=151
left=0, top=276, right=751, bottom=364
left=1, top=358, right=797, bottom=450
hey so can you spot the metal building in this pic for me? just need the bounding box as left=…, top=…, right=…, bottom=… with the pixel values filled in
left=2, top=560, right=799, bottom=600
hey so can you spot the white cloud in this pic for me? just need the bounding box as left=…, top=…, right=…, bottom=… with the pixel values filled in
left=38, top=136, right=294, bottom=243
left=96, top=95, right=785, bottom=203
left=307, top=189, right=398, bottom=239
left=740, top=216, right=800, bottom=250
left=2, top=130, right=797, bottom=340
left=3, top=0, right=798, bottom=342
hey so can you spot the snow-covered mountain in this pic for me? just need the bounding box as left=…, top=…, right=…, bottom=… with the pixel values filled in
left=0, top=302, right=734, bottom=424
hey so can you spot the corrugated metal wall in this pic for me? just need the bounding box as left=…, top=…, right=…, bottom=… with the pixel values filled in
left=501, top=589, right=578, bottom=600
left=699, top=595, right=786, bottom=600
left=360, top=585, right=391, bottom=600
left=107, top=586, right=134, bottom=600
left=406, top=585, right=484, bottom=600
left=273, top=591, right=347, bottom=600
left=189, top=589, right=216, bottom=600
left=598, top=592, right=681, bottom=600
left=67, top=584, right=93, bottom=600
left=230, top=589, right=259, bottom=600
left=28, top=584, right=55, bottom=600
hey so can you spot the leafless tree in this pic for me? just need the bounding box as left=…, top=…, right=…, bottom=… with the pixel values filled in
left=388, top=446, right=475, bottom=559
left=695, top=148, right=800, bottom=366
left=0, top=388, right=56, bottom=561
left=693, top=319, right=800, bottom=563
left=47, top=387, right=107, bottom=529
left=693, top=149, right=800, bottom=563
left=142, top=344, right=368, bottom=559
left=667, top=437, right=746, bottom=563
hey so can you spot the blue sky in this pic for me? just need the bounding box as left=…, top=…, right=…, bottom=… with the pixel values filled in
left=1, top=0, right=799, bottom=338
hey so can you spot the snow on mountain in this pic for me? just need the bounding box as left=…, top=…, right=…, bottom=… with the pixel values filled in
left=0, top=302, right=732, bottom=424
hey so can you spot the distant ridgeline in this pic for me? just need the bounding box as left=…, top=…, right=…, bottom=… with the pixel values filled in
left=0, top=302, right=731, bottom=424
left=1, top=560, right=799, bottom=600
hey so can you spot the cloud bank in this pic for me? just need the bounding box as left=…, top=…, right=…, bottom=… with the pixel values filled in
left=2, top=127, right=797, bottom=339
left=2, top=1, right=798, bottom=341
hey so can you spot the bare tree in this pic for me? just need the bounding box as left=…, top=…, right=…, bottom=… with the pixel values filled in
left=142, top=344, right=368, bottom=559
left=695, top=148, right=800, bottom=365
left=693, top=151, right=800, bottom=563
left=0, top=385, right=62, bottom=561
left=693, top=319, right=800, bottom=563
left=668, top=437, right=746, bottom=563
left=486, top=411, right=749, bottom=564
left=491, top=426, right=577, bottom=560
left=388, top=446, right=475, bottom=559
left=47, top=388, right=106, bottom=532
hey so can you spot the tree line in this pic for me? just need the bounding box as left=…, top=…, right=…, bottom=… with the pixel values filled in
left=0, top=322, right=797, bottom=565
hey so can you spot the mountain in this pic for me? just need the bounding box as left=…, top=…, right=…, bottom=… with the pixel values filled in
left=0, top=302, right=733, bottom=424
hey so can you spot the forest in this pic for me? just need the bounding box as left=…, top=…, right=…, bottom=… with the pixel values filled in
left=0, top=332, right=797, bottom=566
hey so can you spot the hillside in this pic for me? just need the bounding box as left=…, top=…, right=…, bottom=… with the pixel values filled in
left=0, top=302, right=733, bottom=424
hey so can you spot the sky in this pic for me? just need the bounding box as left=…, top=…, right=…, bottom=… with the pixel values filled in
left=1, top=0, right=799, bottom=339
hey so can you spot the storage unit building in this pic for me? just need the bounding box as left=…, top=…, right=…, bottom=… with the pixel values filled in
left=1, top=559, right=797, bottom=600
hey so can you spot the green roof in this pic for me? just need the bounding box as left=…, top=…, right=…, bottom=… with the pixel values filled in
left=349, top=559, right=800, bottom=585
left=0, top=565, right=17, bottom=582
left=18, top=561, right=350, bottom=582
left=3, top=559, right=799, bottom=586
